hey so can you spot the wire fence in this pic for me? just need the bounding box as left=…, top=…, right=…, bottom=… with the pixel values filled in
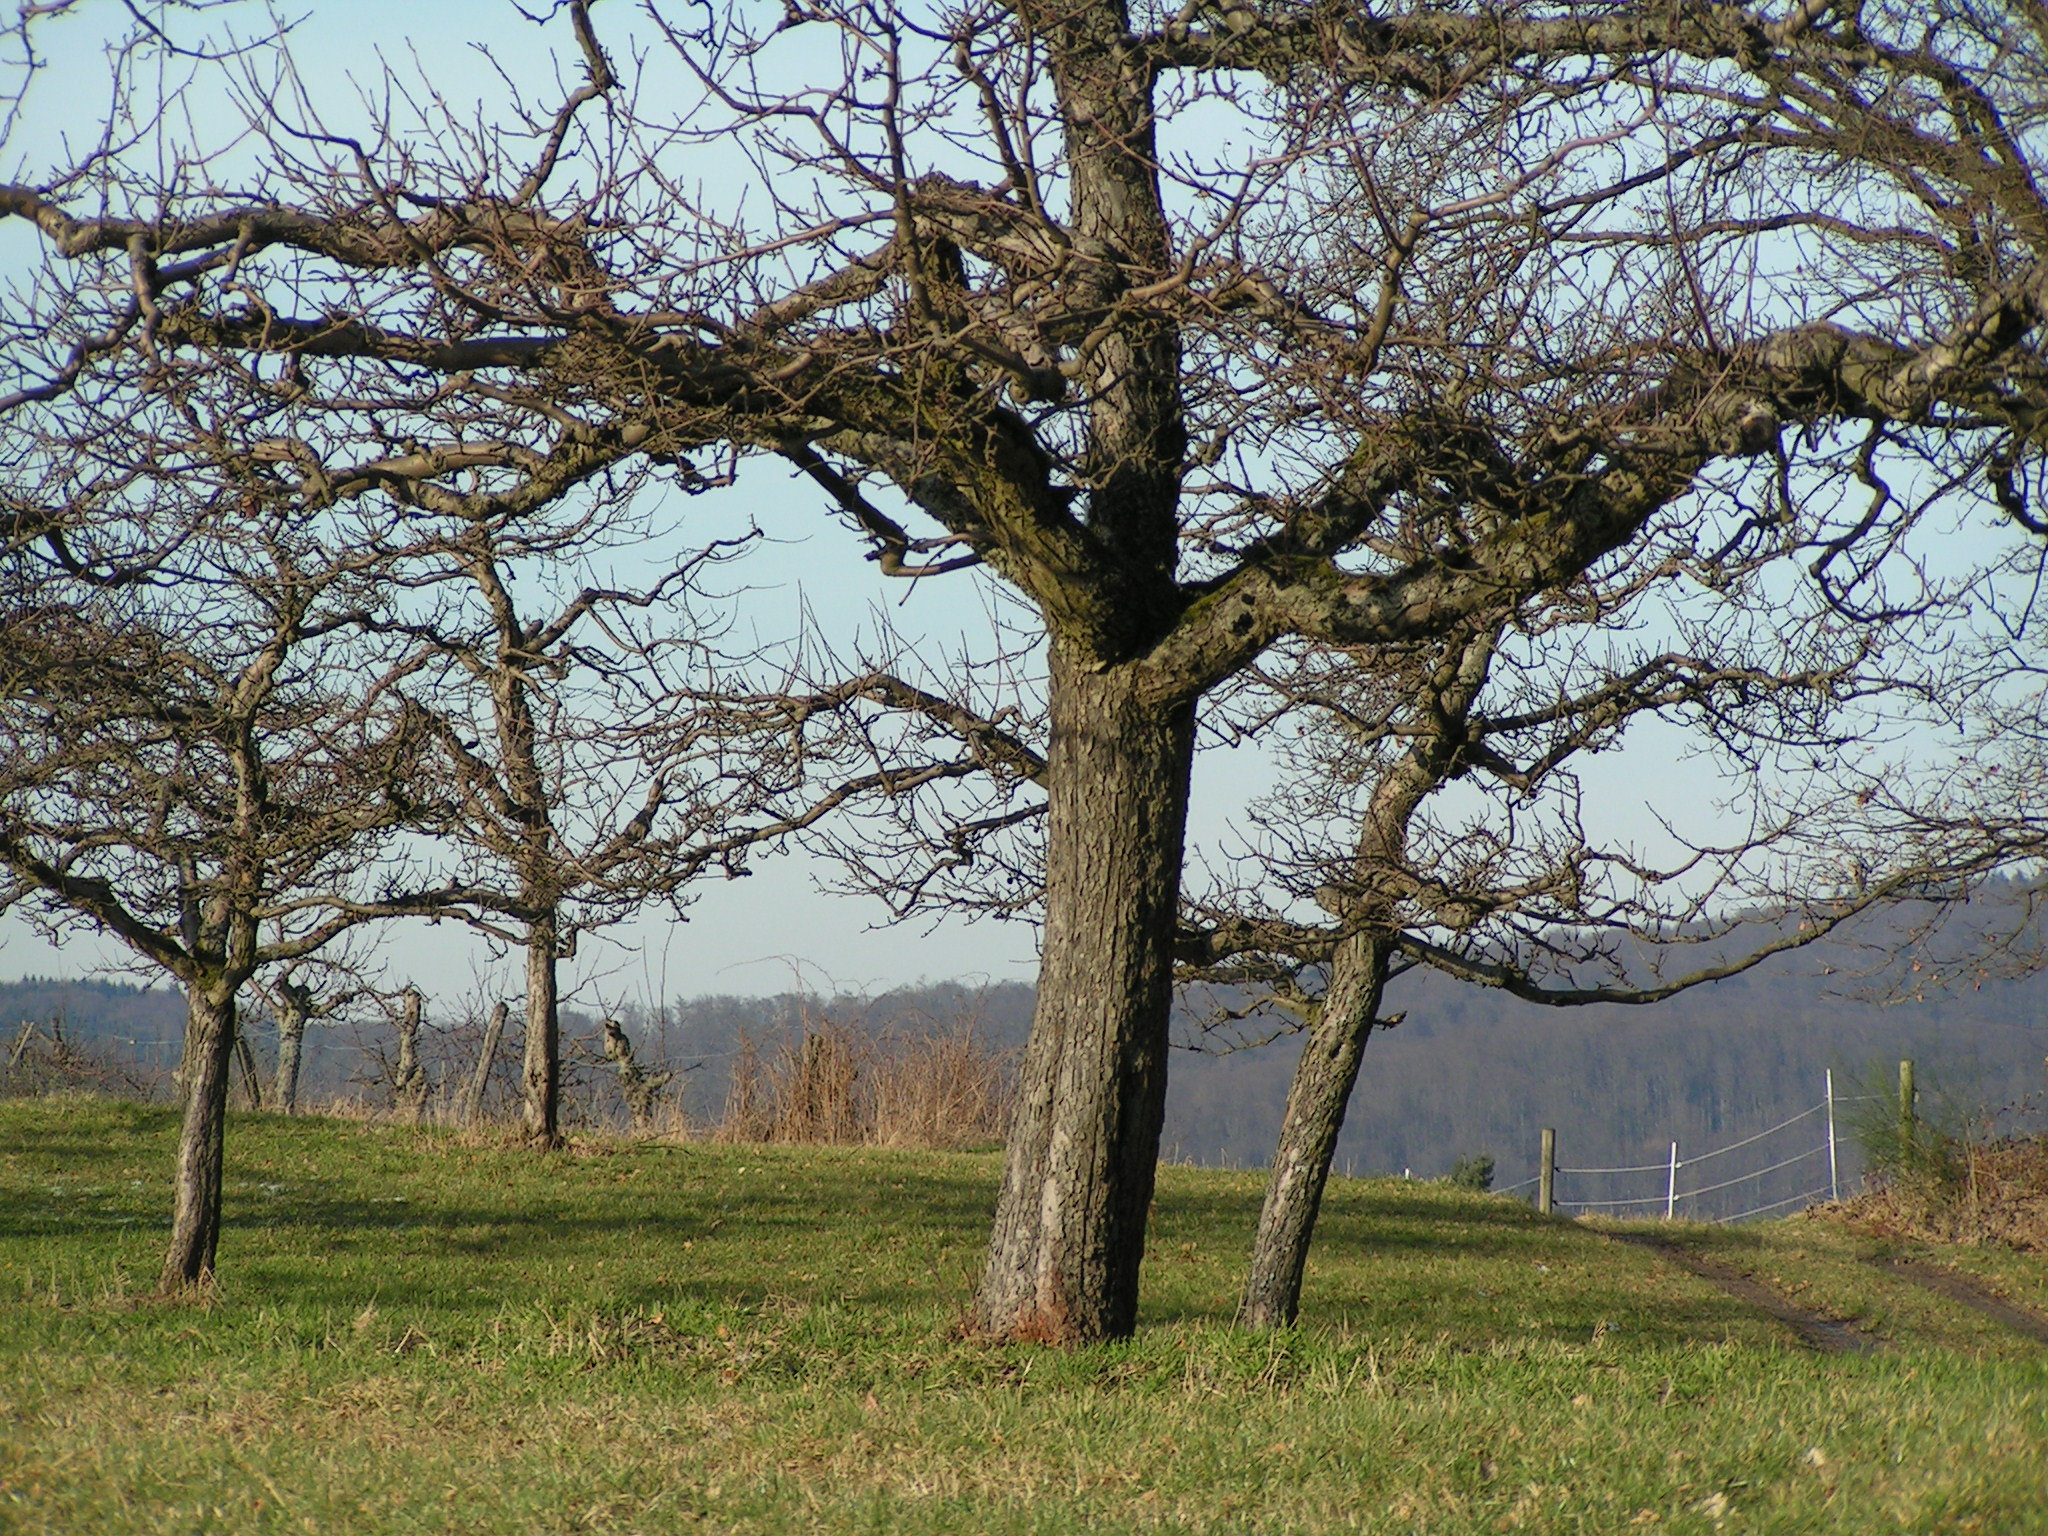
left=1497, top=1070, right=1887, bottom=1224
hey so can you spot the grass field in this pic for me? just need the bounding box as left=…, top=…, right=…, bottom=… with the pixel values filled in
left=2, top=1096, right=2044, bottom=1534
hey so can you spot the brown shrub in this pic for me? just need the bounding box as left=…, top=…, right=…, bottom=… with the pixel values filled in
left=716, top=1018, right=1012, bottom=1150
left=1818, top=1135, right=2048, bottom=1252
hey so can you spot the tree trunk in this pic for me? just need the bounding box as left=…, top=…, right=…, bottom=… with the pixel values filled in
left=273, top=992, right=306, bottom=1115
left=1237, top=632, right=1494, bottom=1328
left=522, top=915, right=561, bottom=1147
left=161, top=983, right=237, bottom=1294
left=394, top=986, right=428, bottom=1122
left=233, top=1030, right=263, bottom=1110
left=602, top=1016, right=670, bottom=1131
left=1240, top=932, right=1392, bottom=1329
left=463, top=999, right=508, bottom=1126
left=976, top=654, right=1194, bottom=1343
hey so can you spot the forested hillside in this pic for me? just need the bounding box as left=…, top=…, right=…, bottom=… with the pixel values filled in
left=0, top=978, right=181, bottom=1068
left=11, top=900, right=2046, bottom=1210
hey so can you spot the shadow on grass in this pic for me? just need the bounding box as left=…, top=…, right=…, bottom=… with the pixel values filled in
left=3, top=1101, right=1827, bottom=1352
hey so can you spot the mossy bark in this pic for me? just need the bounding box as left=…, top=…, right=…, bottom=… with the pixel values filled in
left=975, top=653, right=1194, bottom=1343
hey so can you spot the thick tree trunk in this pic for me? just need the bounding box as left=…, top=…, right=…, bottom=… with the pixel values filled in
left=161, top=984, right=237, bottom=1294
left=1240, top=932, right=1392, bottom=1329
left=976, top=654, right=1194, bottom=1343
left=521, top=916, right=561, bottom=1147
left=273, top=994, right=306, bottom=1115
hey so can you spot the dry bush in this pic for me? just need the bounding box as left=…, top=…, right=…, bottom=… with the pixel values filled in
left=717, top=1017, right=1012, bottom=1151
left=3, top=1019, right=169, bottom=1102
left=1822, top=1136, right=2048, bottom=1252
left=868, top=1028, right=1012, bottom=1150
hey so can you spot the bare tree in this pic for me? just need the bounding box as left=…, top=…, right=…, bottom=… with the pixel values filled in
left=0, top=480, right=447, bottom=1292
left=1177, top=557, right=2037, bottom=1326
left=360, top=491, right=798, bottom=1148
left=251, top=955, right=363, bottom=1115
left=10, top=0, right=2048, bottom=1338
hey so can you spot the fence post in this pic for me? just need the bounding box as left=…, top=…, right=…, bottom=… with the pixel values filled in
left=1899, top=1058, right=1917, bottom=1150
left=1665, top=1140, right=1679, bottom=1221
left=1538, top=1127, right=1556, bottom=1216
left=1825, top=1068, right=1839, bottom=1203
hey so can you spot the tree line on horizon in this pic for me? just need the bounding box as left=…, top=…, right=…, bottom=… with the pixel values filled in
left=10, top=892, right=2043, bottom=1224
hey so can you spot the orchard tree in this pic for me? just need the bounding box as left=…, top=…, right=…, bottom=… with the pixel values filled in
left=1178, top=588, right=2038, bottom=1327
left=366, top=487, right=777, bottom=1148
left=367, top=498, right=1032, bottom=1146
left=0, top=468, right=447, bottom=1292
left=10, top=0, right=2048, bottom=1338
left=251, top=955, right=365, bottom=1116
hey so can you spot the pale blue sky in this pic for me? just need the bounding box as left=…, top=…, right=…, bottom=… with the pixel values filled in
left=0, top=0, right=1936, bottom=1008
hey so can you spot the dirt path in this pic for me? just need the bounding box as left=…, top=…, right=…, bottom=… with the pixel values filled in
left=1611, top=1234, right=1886, bottom=1355
left=1872, top=1257, right=2048, bottom=1346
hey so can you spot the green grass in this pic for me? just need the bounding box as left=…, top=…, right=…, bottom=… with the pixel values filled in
left=2, top=1096, right=2044, bottom=1535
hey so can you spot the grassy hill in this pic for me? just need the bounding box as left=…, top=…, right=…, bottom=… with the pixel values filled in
left=2, top=1098, right=2045, bottom=1534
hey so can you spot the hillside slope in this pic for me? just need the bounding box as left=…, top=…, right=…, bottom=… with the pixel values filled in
left=3, top=1099, right=2045, bottom=1535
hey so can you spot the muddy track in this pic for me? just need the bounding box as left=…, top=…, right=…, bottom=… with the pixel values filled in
left=1870, top=1257, right=2048, bottom=1346
left=1610, top=1234, right=1886, bottom=1356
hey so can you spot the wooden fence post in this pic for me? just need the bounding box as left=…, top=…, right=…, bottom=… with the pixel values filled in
left=1538, top=1127, right=1556, bottom=1216
left=233, top=1031, right=263, bottom=1111
left=1899, top=1058, right=1917, bottom=1149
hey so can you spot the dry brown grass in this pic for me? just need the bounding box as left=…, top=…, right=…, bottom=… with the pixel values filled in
left=716, top=1019, right=1012, bottom=1150
left=1819, top=1135, right=2048, bottom=1252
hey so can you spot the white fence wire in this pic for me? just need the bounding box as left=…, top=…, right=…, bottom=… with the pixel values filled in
left=1497, top=1071, right=1885, bottom=1224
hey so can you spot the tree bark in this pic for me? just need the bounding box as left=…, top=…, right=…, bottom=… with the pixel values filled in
left=463, top=999, right=508, bottom=1126
left=273, top=990, right=306, bottom=1115
left=233, top=1030, right=263, bottom=1110
left=976, top=652, right=1194, bottom=1343
left=602, top=1015, right=669, bottom=1131
left=1239, top=932, right=1392, bottom=1329
left=394, top=986, right=428, bottom=1122
left=161, top=983, right=237, bottom=1293
left=522, top=915, right=561, bottom=1147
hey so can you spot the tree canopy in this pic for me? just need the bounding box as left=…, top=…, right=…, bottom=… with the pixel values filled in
left=6, top=0, right=2048, bottom=1334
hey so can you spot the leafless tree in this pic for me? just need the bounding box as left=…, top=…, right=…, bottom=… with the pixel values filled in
left=0, top=474, right=450, bottom=1293
left=10, top=0, right=2048, bottom=1339
left=355, top=475, right=787, bottom=1147
left=250, top=953, right=365, bottom=1115
left=1176, top=549, right=2040, bottom=1325
left=366, top=486, right=1032, bottom=1145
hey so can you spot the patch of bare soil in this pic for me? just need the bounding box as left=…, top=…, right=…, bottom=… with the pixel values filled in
left=1869, top=1258, right=2048, bottom=1347
left=1611, top=1234, right=1885, bottom=1356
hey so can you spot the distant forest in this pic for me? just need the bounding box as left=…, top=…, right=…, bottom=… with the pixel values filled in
left=9, top=890, right=2046, bottom=1219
